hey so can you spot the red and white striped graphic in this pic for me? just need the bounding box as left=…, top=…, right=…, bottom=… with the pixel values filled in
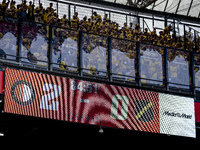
left=4, top=68, right=195, bottom=138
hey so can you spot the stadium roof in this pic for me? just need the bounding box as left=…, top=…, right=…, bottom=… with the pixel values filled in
left=99, top=0, right=200, bottom=18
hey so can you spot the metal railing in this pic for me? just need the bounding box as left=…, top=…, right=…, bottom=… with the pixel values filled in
left=43, top=0, right=200, bottom=50
left=1, top=16, right=200, bottom=100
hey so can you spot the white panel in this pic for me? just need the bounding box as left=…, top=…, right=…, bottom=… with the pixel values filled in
left=159, top=93, right=196, bottom=138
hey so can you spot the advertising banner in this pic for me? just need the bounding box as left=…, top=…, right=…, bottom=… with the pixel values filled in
left=4, top=68, right=196, bottom=138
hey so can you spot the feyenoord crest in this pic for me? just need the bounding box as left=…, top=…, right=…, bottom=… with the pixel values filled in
left=10, top=80, right=35, bottom=106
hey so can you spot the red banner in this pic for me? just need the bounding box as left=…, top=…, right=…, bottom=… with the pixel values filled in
left=0, top=71, right=3, bottom=94
left=4, top=68, right=195, bottom=137
left=195, top=102, right=200, bottom=122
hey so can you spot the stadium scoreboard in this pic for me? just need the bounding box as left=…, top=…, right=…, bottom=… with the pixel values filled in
left=3, top=68, right=196, bottom=138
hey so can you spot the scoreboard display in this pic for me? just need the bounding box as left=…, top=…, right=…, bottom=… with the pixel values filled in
left=4, top=68, right=196, bottom=138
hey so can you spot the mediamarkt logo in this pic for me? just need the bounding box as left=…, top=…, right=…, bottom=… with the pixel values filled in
left=163, top=111, right=192, bottom=119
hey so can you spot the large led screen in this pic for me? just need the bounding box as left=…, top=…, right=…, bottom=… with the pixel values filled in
left=4, top=68, right=196, bottom=138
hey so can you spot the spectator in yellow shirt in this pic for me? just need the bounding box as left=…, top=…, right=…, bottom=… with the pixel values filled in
left=27, top=1, right=34, bottom=20
left=93, top=11, right=102, bottom=22
left=10, top=0, right=16, bottom=10
left=60, top=61, right=68, bottom=70
left=103, top=13, right=108, bottom=20
left=70, top=15, right=79, bottom=29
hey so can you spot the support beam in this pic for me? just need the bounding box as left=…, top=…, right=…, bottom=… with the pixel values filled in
left=187, top=0, right=193, bottom=16
left=164, top=0, right=169, bottom=12
left=107, top=36, right=112, bottom=81
left=17, top=19, right=22, bottom=63
left=175, top=0, right=182, bottom=14
left=138, top=0, right=158, bottom=8
left=48, top=25, right=53, bottom=71
left=78, top=31, right=83, bottom=76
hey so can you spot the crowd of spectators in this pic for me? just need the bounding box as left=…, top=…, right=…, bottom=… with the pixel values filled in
left=1, top=0, right=199, bottom=51
left=0, top=0, right=200, bottom=88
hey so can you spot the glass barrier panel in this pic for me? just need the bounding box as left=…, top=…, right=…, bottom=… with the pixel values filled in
left=52, top=26, right=78, bottom=72
left=140, top=43, right=164, bottom=85
left=0, top=18, right=18, bottom=61
left=194, top=52, right=200, bottom=90
left=168, top=48, right=190, bottom=89
left=144, top=18, right=153, bottom=32
left=110, top=12, right=126, bottom=28
left=111, top=38, right=136, bottom=81
left=82, top=33, right=108, bottom=77
left=21, top=21, right=48, bottom=68
left=194, top=52, right=200, bottom=100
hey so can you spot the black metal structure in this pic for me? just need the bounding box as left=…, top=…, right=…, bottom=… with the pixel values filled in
left=0, top=17, right=199, bottom=98
left=91, top=0, right=200, bottom=18
left=0, top=0, right=199, bottom=141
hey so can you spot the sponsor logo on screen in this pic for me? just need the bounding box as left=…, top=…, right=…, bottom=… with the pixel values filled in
left=163, top=111, right=192, bottom=119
